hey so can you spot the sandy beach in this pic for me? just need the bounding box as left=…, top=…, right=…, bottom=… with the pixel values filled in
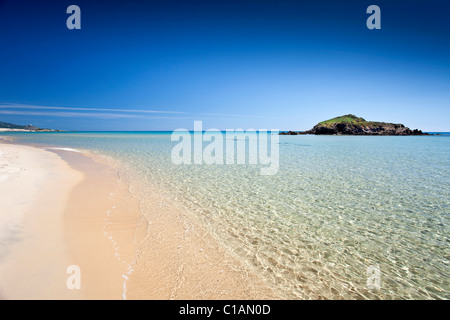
left=0, top=129, right=31, bottom=132
left=0, top=143, right=139, bottom=299
left=0, top=141, right=277, bottom=300
left=0, top=143, right=84, bottom=299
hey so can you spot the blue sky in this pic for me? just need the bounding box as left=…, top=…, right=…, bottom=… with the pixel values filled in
left=0, top=0, right=449, bottom=131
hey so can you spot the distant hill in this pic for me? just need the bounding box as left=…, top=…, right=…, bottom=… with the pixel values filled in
left=281, top=114, right=427, bottom=135
left=0, top=121, right=28, bottom=129
left=0, top=120, right=58, bottom=132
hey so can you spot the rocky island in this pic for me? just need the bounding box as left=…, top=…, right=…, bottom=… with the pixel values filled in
left=280, top=114, right=429, bottom=135
left=0, top=121, right=61, bottom=132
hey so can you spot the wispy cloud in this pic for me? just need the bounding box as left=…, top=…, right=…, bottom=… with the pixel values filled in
left=0, top=103, right=269, bottom=120
left=0, top=103, right=186, bottom=114
left=0, top=110, right=145, bottom=119
left=0, top=110, right=225, bottom=120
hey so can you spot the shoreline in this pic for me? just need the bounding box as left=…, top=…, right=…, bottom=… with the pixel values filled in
left=0, top=142, right=140, bottom=299
left=57, top=149, right=140, bottom=300
left=0, top=141, right=278, bottom=299
left=77, top=149, right=280, bottom=299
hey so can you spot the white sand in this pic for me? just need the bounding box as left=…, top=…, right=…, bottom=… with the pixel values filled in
left=0, top=129, right=32, bottom=132
left=0, top=143, right=84, bottom=299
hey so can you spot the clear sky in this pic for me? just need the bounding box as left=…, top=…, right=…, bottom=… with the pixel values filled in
left=0, top=0, right=449, bottom=131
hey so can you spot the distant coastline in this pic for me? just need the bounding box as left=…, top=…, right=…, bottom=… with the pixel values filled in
left=0, top=120, right=62, bottom=132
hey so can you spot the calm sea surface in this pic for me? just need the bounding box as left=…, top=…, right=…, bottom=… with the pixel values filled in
left=2, top=132, right=449, bottom=299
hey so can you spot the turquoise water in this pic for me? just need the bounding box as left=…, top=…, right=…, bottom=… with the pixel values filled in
left=2, top=132, right=449, bottom=299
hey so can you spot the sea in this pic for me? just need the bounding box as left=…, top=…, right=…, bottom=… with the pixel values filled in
left=1, top=131, right=449, bottom=299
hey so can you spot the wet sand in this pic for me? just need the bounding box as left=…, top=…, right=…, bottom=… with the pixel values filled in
left=0, top=142, right=278, bottom=299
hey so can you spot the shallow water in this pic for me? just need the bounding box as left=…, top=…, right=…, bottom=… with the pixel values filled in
left=3, top=132, right=449, bottom=299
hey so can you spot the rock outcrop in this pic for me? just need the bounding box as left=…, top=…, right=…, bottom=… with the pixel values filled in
left=280, top=114, right=428, bottom=135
